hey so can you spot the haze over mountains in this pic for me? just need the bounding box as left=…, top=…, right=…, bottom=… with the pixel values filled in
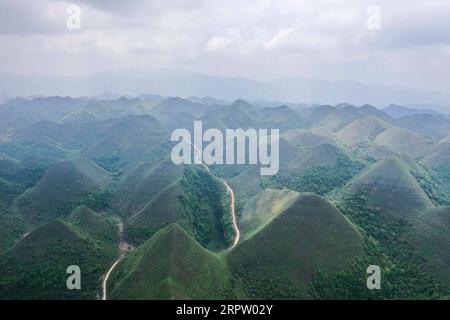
left=1, top=70, right=450, bottom=111
left=0, top=93, right=450, bottom=299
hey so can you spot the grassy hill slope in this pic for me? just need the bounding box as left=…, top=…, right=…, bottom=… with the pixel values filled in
left=239, top=189, right=299, bottom=241
left=0, top=208, right=27, bottom=256
left=109, top=224, right=237, bottom=300
left=126, top=167, right=230, bottom=250
left=281, top=129, right=336, bottom=151
left=412, top=207, right=450, bottom=287
left=0, top=218, right=116, bottom=299
left=227, top=193, right=364, bottom=299
left=125, top=182, right=188, bottom=245
left=374, top=127, right=434, bottom=158
left=338, top=156, right=433, bottom=217
left=255, top=105, right=308, bottom=130
left=421, top=143, right=450, bottom=169
left=65, top=205, right=118, bottom=258
left=265, top=142, right=364, bottom=196
left=336, top=116, right=390, bottom=147
left=113, top=158, right=183, bottom=216
left=15, top=159, right=110, bottom=224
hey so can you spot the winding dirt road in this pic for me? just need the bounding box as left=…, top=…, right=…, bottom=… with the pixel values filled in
left=189, top=140, right=240, bottom=249
left=101, top=141, right=240, bottom=300
left=223, top=180, right=240, bottom=249
left=101, top=254, right=123, bottom=300
left=101, top=222, right=133, bottom=300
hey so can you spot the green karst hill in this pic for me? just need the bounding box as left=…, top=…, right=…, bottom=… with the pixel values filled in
left=227, top=193, right=364, bottom=299
left=0, top=217, right=117, bottom=299
left=338, top=156, right=434, bottom=217
left=109, top=224, right=237, bottom=300
left=15, top=159, right=110, bottom=224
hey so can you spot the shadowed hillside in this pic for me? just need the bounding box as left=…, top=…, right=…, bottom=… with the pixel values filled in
left=412, top=207, right=450, bottom=287
left=0, top=218, right=117, bottom=299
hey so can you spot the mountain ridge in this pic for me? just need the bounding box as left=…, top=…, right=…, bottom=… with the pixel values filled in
left=1, top=70, right=449, bottom=108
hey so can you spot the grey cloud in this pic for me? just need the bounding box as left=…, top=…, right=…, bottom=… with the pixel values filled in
left=71, top=0, right=206, bottom=16
left=0, top=0, right=69, bottom=35
left=360, top=2, right=450, bottom=49
left=0, top=0, right=449, bottom=93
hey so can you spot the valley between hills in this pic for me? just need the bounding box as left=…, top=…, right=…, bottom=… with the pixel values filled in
left=101, top=156, right=240, bottom=300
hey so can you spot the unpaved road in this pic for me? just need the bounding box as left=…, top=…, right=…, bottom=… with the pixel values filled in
left=189, top=140, right=240, bottom=249
left=101, top=142, right=241, bottom=300
left=101, top=253, right=124, bottom=300
left=223, top=180, right=240, bottom=249
left=101, top=222, right=133, bottom=300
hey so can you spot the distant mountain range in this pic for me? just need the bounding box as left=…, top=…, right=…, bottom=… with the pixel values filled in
left=1, top=70, right=449, bottom=111
left=383, top=104, right=443, bottom=118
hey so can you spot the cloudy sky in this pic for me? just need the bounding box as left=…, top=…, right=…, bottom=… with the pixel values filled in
left=1, top=0, right=449, bottom=92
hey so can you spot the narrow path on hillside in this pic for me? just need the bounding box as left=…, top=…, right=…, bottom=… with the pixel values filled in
left=101, top=222, right=134, bottom=300
left=101, top=254, right=123, bottom=301
left=102, top=141, right=241, bottom=300
left=189, top=140, right=240, bottom=249
left=223, top=180, right=240, bottom=248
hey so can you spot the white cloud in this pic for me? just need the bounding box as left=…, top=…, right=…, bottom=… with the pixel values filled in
left=264, top=28, right=294, bottom=50
left=206, top=29, right=243, bottom=52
